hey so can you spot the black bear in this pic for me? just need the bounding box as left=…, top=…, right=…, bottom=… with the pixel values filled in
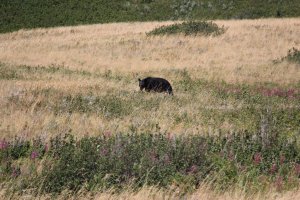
left=138, top=77, right=173, bottom=95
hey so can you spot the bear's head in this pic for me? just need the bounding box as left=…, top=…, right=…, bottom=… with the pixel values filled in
left=138, top=78, right=145, bottom=91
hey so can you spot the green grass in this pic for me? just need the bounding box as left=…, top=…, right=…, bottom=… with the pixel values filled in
left=1, top=0, right=300, bottom=33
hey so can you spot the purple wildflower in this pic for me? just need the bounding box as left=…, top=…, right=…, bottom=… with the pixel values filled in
left=270, top=163, right=277, bottom=174
left=261, top=87, right=298, bottom=98
left=103, top=131, right=112, bottom=138
left=253, top=152, right=262, bottom=165
left=12, top=167, right=21, bottom=178
left=188, top=165, right=198, bottom=174
left=0, top=139, right=9, bottom=150
left=150, top=151, right=158, bottom=163
left=31, top=151, right=39, bottom=160
left=100, top=148, right=109, bottom=156
left=287, top=89, right=296, bottom=98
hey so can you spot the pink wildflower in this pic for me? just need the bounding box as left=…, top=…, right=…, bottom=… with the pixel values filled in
left=100, top=148, right=108, bottom=156
left=0, top=139, right=9, bottom=150
left=270, top=163, right=277, bottom=174
left=150, top=151, right=158, bottom=162
left=188, top=165, right=198, bottom=174
left=12, top=167, right=21, bottom=178
left=287, top=89, right=295, bottom=98
left=31, top=151, right=39, bottom=160
left=103, top=131, right=112, bottom=138
left=253, top=152, right=262, bottom=165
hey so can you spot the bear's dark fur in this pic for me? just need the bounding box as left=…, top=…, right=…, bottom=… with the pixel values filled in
left=138, top=77, right=173, bottom=95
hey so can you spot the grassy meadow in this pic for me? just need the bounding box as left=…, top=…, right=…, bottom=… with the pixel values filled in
left=0, top=18, right=300, bottom=199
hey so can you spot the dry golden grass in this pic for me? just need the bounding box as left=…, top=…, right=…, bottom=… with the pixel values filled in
left=0, top=18, right=299, bottom=140
left=0, top=18, right=300, bottom=84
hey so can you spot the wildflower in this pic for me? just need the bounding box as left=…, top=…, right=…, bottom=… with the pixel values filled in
left=287, top=89, right=295, bottom=98
left=31, top=151, right=39, bottom=160
left=253, top=152, right=262, bottom=165
left=270, top=163, right=277, bottom=174
left=12, top=167, right=21, bottom=178
left=100, top=148, right=108, bottom=156
left=188, top=165, right=198, bottom=174
left=150, top=151, right=158, bottom=162
left=103, top=131, right=112, bottom=138
left=262, top=88, right=287, bottom=97
left=0, top=139, right=9, bottom=150
left=273, top=88, right=285, bottom=97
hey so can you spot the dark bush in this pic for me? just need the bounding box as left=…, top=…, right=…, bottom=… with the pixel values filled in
left=284, top=47, right=300, bottom=64
left=147, top=21, right=225, bottom=36
left=274, top=47, right=300, bottom=65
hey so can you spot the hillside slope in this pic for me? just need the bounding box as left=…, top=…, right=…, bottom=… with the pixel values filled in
left=0, top=18, right=299, bottom=139
left=1, top=0, right=300, bottom=33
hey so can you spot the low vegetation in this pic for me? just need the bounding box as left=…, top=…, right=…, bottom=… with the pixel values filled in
left=1, top=130, right=300, bottom=196
left=1, top=0, right=300, bottom=33
left=147, top=21, right=226, bottom=36
left=283, top=48, right=300, bottom=64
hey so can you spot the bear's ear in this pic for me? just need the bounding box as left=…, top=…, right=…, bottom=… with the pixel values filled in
left=138, top=78, right=141, bottom=82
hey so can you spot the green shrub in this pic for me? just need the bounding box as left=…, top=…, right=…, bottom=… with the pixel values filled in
left=147, top=21, right=225, bottom=36
left=284, top=47, right=300, bottom=64
left=274, top=48, right=300, bottom=65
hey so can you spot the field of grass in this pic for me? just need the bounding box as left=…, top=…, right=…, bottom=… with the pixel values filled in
left=0, top=18, right=300, bottom=198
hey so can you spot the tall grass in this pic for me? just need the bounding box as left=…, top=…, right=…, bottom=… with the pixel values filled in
left=0, top=18, right=300, bottom=198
